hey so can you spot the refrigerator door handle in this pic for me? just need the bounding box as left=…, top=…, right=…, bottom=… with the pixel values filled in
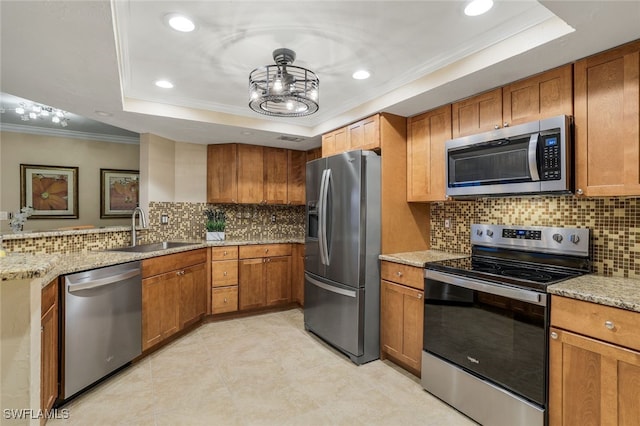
left=322, top=169, right=331, bottom=266
left=305, top=273, right=357, bottom=298
left=318, top=169, right=328, bottom=265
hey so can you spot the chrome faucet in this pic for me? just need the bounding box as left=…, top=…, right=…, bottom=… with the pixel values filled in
left=131, top=207, right=147, bottom=246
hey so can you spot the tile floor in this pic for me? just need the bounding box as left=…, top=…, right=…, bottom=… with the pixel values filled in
left=51, top=309, right=477, bottom=425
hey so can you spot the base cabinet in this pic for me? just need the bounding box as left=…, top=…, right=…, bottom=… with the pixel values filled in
left=41, top=279, right=59, bottom=414
left=380, top=261, right=424, bottom=375
left=211, top=246, right=239, bottom=314
left=549, top=295, right=640, bottom=426
left=291, top=244, right=305, bottom=306
left=178, top=263, right=208, bottom=329
left=238, top=244, right=291, bottom=311
left=142, top=271, right=180, bottom=350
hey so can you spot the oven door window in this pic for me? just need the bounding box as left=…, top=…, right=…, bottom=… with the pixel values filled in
left=423, top=278, right=546, bottom=406
left=448, top=135, right=534, bottom=187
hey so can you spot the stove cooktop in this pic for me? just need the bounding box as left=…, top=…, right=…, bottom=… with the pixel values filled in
left=426, top=256, right=585, bottom=292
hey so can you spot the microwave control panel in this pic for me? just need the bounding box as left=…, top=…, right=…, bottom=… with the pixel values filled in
left=540, top=133, right=561, bottom=180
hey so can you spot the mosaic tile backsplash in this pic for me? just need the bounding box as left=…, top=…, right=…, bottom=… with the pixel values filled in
left=430, top=196, right=640, bottom=278
left=146, top=202, right=305, bottom=243
left=2, top=230, right=131, bottom=254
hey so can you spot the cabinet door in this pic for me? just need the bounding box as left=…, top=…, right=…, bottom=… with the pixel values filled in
left=207, top=144, right=237, bottom=203
left=549, top=327, right=640, bottom=426
left=574, top=41, right=640, bottom=196
left=322, top=132, right=336, bottom=157
left=451, top=87, right=503, bottom=138
left=334, top=127, right=349, bottom=154
left=41, top=280, right=58, bottom=412
left=142, top=272, right=179, bottom=351
left=238, top=258, right=265, bottom=310
left=380, top=280, right=424, bottom=374
left=503, top=64, right=573, bottom=126
left=265, top=255, right=291, bottom=306
left=179, top=263, right=207, bottom=329
left=287, top=150, right=306, bottom=205
left=264, top=147, right=288, bottom=204
left=291, top=244, right=305, bottom=306
left=237, top=144, right=265, bottom=203
left=306, top=147, right=322, bottom=162
left=349, top=115, right=380, bottom=150
left=407, top=104, right=451, bottom=202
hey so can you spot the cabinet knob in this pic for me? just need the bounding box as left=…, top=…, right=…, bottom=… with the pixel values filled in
left=417, top=293, right=423, bottom=299
left=224, top=298, right=228, bottom=303
left=576, top=188, right=584, bottom=195
left=223, top=271, right=228, bottom=276
left=223, top=251, right=228, bottom=256
left=494, top=124, right=500, bottom=130
left=550, top=331, right=558, bottom=340
left=604, top=320, right=615, bottom=330
left=396, top=271, right=403, bottom=277
left=503, top=122, right=509, bottom=128
left=265, top=248, right=269, bottom=253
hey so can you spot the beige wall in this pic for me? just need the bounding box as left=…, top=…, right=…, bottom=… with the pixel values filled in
left=0, top=131, right=140, bottom=232
left=139, top=134, right=206, bottom=217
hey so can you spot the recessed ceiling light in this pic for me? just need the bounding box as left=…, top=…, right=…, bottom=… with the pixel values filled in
left=352, top=70, right=371, bottom=80
left=167, top=14, right=195, bottom=32
left=155, top=80, right=174, bottom=89
left=464, top=0, right=493, bottom=16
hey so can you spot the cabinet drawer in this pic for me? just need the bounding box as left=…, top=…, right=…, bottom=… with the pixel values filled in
left=212, top=260, right=238, bottom=287
left=142, top=248, right=207, bottom=278
left=551, top=295, right=640, bottom=352
left=211, top=246, right=238, bottom=261
left=239, top=244, right=291, bottom=259
left=381, top=261, right=424, bottom=290
left=212, top=287, right=238, bottom=314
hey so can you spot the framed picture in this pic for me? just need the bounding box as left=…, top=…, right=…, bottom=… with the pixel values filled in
left=20, top=164, right=79, bottom=219
left=100, top=169, right=139, bottom=218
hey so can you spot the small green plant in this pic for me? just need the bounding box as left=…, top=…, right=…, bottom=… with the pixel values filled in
left=204, top=208, right=226, bottom=232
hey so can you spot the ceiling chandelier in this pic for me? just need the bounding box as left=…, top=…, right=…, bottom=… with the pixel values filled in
left=249, top=48, right=319, bottom=117
left=10, top=102, right=69, bottom=127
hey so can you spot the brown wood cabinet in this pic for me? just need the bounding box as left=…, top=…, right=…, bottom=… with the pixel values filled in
left=41, top=279, right=58, bottom=414
left=503, top=64, right=573, bottom=127
left=306, top=147, right=322, bottom=162
left=291, top=244, right=305, bottom=306
left=407, top=104, right=452, bottom=202
left=211, top=246, right=239, bottom=315
left=237, top=144, right=265, bottom=204
left=238, top=244, right=292, bottom=310
left=142, top=249, right=207, bottom=350
left=207, top=144, right=237, bottom=203
left=549, top=295, right=640, bottom=425
left=322, top=126, right=348, bottom=157
left=451, top=87, right=503, bottom=138
left=380, top=261, right=424, bottom=375
left=264, top=147, right=288, bottom=204
left=287, top=150, right=306, bottom=205
left=349, top=114, right=380, bottom=151
left=574, top=40, right=640, bottom=196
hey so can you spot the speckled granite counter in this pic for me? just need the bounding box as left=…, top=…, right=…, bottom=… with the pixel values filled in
left=379, top=250, right=467, bottom=268
left=548, top=275, right=640, bottom=313
left=0, top=238, right=304, bottom=284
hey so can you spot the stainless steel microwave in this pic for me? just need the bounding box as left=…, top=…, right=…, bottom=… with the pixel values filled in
left=446, top=115, right=572, bottom=198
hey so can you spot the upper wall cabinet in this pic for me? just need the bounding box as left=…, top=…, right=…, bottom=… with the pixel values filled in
left=237, top=144, right=265, bottom=204
left=407, top=104, right=452, bottom=202
left=574, top=40, right=640, bottom=197
left=452, top=65, right=574, bottom=138
left=322, top=114, right=383, bottom=157
left=287, top=150, right=306, bottom=205
left=263, top=147, right=288, bottom=204
left=322, top=126, right=348, bottom=157
left=502, top=64, right=573, bottom=127
left=207, top=144, right=238, bottom=203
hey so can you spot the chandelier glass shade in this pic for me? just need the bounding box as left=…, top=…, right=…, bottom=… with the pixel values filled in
left=249, top=48, right=319, bottom=117
left=12, top=102, right=69, bottom=127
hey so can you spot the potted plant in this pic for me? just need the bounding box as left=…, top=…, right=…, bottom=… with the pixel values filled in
left=204, top=208, right=226, bottom=241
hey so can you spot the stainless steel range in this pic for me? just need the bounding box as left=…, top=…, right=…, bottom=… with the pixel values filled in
left=422, top=224, right=590, bottom=426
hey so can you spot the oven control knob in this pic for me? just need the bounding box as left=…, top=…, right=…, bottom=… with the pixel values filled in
left=552, top=233, right=563, bottom=243
left=476, top=229, right=483, bottom=236
left=486, top=230, right=494, bottom=237
left=569, top=234, right=580, bottom=244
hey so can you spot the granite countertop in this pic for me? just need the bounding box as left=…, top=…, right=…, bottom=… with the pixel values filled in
left=548, top=274, right=640, bottom=313
left=0, top=238, right=305, bottom=284
left=379, top=250, right=468, bottom=268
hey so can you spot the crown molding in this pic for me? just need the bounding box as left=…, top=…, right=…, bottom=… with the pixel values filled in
left=0, top=123, right=139, bottom=144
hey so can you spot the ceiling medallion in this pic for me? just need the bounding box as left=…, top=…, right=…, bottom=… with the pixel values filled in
left=248, top=48, right=319, bottom=117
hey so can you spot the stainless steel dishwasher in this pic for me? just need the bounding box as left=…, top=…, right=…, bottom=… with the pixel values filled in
left=63, top=261, right=142, bottom=400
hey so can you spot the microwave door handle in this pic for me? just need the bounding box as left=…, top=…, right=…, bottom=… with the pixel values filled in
left=528, top=133, right=540, bottom=181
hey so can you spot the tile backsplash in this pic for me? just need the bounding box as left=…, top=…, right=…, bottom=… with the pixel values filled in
left=430, top=196, right=640, bottom=278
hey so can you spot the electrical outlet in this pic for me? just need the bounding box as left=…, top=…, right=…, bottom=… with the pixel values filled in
left=444, top=218, right=451, bottom=228
left=0, top=211, right=11, bottom=221
left=271, top=214, right=276, bottom=223
left=160, top=214, right=169, bottom=225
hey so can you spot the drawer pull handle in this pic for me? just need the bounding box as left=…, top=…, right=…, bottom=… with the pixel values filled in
left=550, top=331, right=558, bottom=340
left=265, top=248, right=269, bottom=253
left=604, top=320, right=615, bottom=330
left=223, top=272, right=228, bottom=276
left=417, top=293, right=423, bottom=299
left=223, top=251, right=228, bottom=256
left=396, top=272, right=403, bottom=277
left=224, top=298, right=228, bottom=303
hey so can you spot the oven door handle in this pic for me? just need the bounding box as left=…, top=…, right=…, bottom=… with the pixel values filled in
left=424, top=269, right=547, bottom=306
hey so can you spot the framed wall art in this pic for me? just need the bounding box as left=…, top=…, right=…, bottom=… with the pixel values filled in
left=100, top=169, right=139, bottom=218
left=20, top=164, right=79, bottom=219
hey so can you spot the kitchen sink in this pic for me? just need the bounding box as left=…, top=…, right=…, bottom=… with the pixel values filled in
left=107, top=241, right=200, bottom=253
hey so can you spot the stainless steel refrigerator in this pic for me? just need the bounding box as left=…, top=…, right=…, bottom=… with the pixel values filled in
left=304, top=150, right=381, bottom=365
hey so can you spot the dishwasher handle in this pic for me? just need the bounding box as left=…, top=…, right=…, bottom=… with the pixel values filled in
left=67, top=268, right=140, bottom=293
